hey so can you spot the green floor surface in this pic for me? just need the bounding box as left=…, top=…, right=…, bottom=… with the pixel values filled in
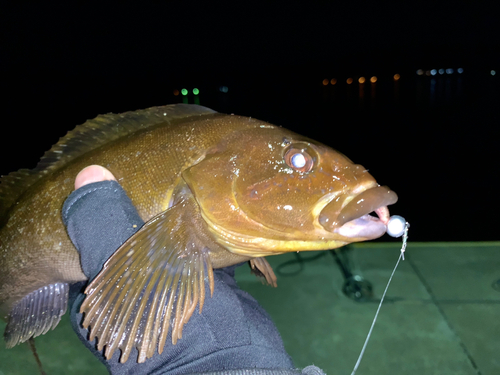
left=1, top=242, right=499, bottom=374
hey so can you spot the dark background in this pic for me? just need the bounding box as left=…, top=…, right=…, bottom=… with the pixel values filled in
left=1, top=3, right=499, bottom=242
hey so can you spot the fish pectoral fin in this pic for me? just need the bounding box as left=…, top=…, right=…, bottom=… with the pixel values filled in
left=249, top=257, right=277, bottom=287
left=79, top=195, right=214, bottom=364
left=4, top=282, right=69, bottom=348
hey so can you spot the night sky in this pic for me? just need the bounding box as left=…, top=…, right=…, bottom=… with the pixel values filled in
left=1, top=3, right=499, bottom=241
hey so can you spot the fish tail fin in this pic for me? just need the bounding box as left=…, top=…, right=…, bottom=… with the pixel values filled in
left=4, top=282, right=69, bottom=348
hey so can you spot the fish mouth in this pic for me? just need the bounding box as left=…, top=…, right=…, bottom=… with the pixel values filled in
left=319, top=186, right=398, bottom=240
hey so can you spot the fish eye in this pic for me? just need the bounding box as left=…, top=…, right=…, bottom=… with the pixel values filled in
left=291, top=153, right=306, bottom=168
left=284, top=146, right=315, bottom=173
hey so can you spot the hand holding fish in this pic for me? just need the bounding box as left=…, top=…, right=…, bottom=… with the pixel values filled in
left=64, top=166, right=297, bottom=374
left=74, top=165, right=117, bottom=189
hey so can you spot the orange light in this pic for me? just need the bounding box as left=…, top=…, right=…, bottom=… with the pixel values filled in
left=322, top=79, right=329, bottom=86
left=370, top=76, right=377, bottom=83
left=330, top=78, right=337, bottom=85
left=394, top=74, right=400, bottom=81
left=173, top=89, right=180, bottom=96
left=346, top=78, right=353, bottom=84
left=358, top=77, right=366, bottom=84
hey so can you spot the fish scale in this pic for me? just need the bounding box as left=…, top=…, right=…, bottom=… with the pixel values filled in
left=0, top=104, right=398, bottom=363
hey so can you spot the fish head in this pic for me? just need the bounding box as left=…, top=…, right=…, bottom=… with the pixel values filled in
left=182, top=118, right=398, bottom=256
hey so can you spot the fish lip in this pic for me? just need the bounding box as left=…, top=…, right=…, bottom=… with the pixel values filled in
left=333, top=214, right=388, bottom=240
left=319, top=185, right=398, bottom=240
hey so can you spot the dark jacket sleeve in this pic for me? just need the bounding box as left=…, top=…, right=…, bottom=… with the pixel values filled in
left=62, top=180, right=316, bottom=375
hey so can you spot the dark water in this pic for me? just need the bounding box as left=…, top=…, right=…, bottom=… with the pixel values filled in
left=203, top=68, right=499, bottom=242
left=1, top=66, right=498, bottom=242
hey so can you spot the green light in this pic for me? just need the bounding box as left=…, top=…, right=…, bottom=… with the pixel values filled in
left=193, top=88, right=199, bottom=95
left=181, top=88, right=188, bottom=96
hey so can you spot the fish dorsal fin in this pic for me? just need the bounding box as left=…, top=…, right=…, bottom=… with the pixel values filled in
left=0, top=104, right=217, bottom=217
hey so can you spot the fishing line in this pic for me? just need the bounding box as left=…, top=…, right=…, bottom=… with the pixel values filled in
left=350, top=216, right=409, bottom=375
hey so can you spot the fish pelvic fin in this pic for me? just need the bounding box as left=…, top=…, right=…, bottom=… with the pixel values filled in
left=249, top=257, right=278, bottom=287
left=4, top=282, right=69, bottom=348
left=80, top=194, right=216, bottom=364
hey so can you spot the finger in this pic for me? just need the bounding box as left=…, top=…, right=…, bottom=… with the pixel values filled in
left=75, top=165, right=117, bottom=190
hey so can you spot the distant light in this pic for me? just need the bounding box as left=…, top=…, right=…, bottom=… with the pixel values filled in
left=330, top=78, right=337, bottom=85
left=346, top=78, right=353, bottom=84
left=417, top=69, right=424, bottom=76
left=492, top=70, right=497, bottom=76
left=173, top=89, right=180, bottom=96
left=393, top=74, right=400, bottom=81
left=322, top=79, right=329, bottom=86
left=219, top=86, right=229, bottom=93
left=457, top=68, right=464, bottom=74
left=181, top=88, right=188, bottom=96
left=370, top=76, right=377, bottom=83
left=193, top=88, right=200, bottom=95
left=430, top=69, right=437, bottom=76
left=438, top=69, right=445, bottom=75
left=358, top=77, right=366, bottom=84
left=425, top=70, right=431, bottom=76
left=446, top=68, right=454, bottom=74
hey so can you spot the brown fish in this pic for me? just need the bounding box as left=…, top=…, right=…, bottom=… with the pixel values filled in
left=0, top=104, right=397, bottom=363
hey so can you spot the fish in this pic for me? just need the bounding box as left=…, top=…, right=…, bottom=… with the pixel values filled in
left=0, top=104, right=398, bottom=363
